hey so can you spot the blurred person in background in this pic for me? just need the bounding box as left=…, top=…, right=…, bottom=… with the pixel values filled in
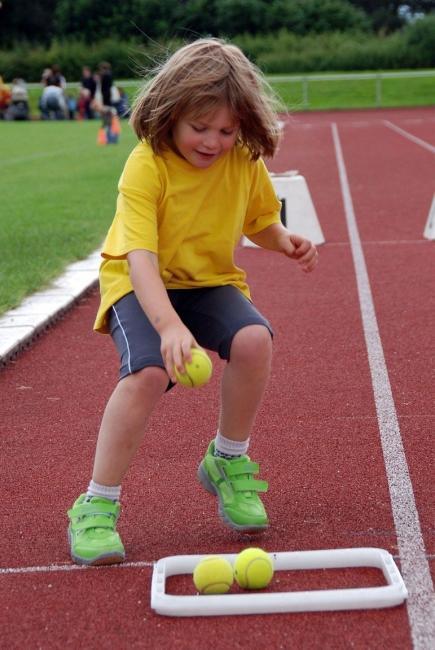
left=112, top=86, right=130, bottom=118
left=92, top=61, right=113, bottom=114
left=40, top=78, right=67, bottom=120
left=0, top=75, right=11, bottom=119
left=4, top=78, right=29, bottom=120
left=46, top=63, right=66, bottom=90
left=98, top=61, right=113, bottom=110
left=78, top=66, right=97, bottom=119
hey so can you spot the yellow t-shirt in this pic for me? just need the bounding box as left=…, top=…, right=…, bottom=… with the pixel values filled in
left=94, top=141, right=281, bottom=333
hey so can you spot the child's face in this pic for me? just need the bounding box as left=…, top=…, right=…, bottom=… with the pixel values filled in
left=171, top=104, right=240, bottom=168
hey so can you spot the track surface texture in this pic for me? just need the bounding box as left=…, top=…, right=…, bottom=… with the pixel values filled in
left=1, top=108, right=434, bottom=649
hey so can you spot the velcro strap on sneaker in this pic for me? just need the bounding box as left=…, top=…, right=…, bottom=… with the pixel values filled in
left=225, top=461, right=259, bottom=477
left=68, top=501, right=119, bottom=520
left=72, top=515, right=117, bottom=532
left=232, top=478, right=269, bottom=493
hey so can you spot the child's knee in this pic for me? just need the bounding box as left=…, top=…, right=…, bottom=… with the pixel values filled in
left=230, top=325, right=272, bottom=365
left=124, top=366, right=168, bottom=395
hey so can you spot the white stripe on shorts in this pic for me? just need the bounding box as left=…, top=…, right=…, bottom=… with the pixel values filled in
left=112, top=305, right=132, bottom=374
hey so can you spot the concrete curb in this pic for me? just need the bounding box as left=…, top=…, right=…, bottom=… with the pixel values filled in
left=0, top=250, right=101, bottom=366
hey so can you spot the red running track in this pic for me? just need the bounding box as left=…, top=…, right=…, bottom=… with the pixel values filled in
left=1, top=108, right=434, bottom=649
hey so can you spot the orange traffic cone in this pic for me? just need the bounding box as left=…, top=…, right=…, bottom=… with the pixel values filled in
left=111, top=114, right=121, bottom=136
left=97, top=127, right=107, bottom=145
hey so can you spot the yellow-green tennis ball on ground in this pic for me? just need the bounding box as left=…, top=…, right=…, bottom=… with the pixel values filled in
left=234, top=547, right=274, bottom=590
left=193, top=555, right=234, bottom=594
left=175, top=348, right=212, bottom=388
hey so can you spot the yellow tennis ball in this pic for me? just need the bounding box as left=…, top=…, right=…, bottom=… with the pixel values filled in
left=234, top=547, right=274, bottom=590
left=174, top=348, right=212, bottom=388
left=193, top=555, right=234, bottom=594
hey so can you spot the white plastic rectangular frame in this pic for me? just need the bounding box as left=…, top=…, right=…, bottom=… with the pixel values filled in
left=151, top=547, right=407, bottom=617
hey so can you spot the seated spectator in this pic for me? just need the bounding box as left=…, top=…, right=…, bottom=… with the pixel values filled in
left=4, top=78, right=30, bottom=120
left=0, top=76, right=12, bottom=119
left=40, top=81, right=67, bottom=120
left=66, top=94, right=77, bottom=120
left=112, top=86, right=130, bottom=118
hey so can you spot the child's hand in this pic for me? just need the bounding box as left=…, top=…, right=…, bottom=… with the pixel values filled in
left=159, top=322, right=199, bottom=383
left=279, top=233, right=318, bottom=273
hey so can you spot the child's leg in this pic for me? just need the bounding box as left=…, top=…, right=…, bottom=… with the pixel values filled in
left=91, top=293, right=170, bottom=487
left=184, top=286, right=272, bottom=531
left=198, top=325, right=272, bottom=531
left=92, top=366, right=168, bottom=485
left=218, top=324, right=272, bottom=441
left=68, top=292, right=170, bottom=565
left=177, top=287, right=272, bottom=444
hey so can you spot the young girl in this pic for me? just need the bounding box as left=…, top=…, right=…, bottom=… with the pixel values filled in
left=67, top=38, right=318, bottom=565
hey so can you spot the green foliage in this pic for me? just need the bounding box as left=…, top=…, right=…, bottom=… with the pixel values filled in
left=285, top=0, right=370, bottom=35
left=348, top=1, right=435, bottom=33
left=0, top=0, right=375, bottom=45
left=214, top=0, right=370, bottom=36
left=0, top=39, right=147, bottom=82
left=54, top=0, right=181, bottom=41
left=404, top=12, right=435, bottom=66
left=1, top=13, right=435, bottom=81
left=234, top=29, right=410, bottom=72
left=0, top=0, right=58, bottom=46
left=215, top=0, right=270, bottom=36
left=2, top=0, right=434, bottom=47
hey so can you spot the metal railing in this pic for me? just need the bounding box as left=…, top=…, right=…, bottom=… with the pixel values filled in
left=268, top=69, right=435, bottom=109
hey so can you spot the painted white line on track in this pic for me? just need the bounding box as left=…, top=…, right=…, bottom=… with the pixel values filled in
left=362, top=240, right=428, bottom=245
left=325, top=240, right=429, bottom=247
left=383, top=120, right=435, bottom=155
left=291, top=116, right=435, bottom=131
left=0, top=560, right=153, bottom=575
left=2, top=555, right=434, bottom=577
left=332, top=122, right=435, bottom=650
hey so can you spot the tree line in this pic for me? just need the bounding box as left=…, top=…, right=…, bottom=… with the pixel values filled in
left=1, top=0, right=434, bottom=46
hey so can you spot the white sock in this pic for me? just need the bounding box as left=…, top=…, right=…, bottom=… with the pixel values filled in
left=214, top=431, right=250, bottom=458
left=86, top=480, right=121, bottom=502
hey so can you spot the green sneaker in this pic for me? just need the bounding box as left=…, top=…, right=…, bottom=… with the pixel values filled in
left=198, top=441, right=269, bottom=531
left=67, top=494, right=125, bottom=565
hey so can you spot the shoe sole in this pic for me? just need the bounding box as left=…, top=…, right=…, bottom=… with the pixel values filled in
left=67, top=529, right=126, bottom=566
left=197, top=463, right=268, bottom=533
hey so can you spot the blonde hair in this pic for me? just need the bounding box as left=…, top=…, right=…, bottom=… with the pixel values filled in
left=130, top=38, right=281, bottom=160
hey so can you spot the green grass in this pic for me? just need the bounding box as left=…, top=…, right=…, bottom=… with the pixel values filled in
left=274, top=78, right=377, bottom=110
left=272, top=74, right=435, bottom=111
left=0, top=120, right=136, bottom=314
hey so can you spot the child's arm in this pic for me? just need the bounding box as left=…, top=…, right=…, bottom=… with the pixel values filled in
left=127, top=249, right=198, bottom=381
left=246, top=223, right=318, bottom=273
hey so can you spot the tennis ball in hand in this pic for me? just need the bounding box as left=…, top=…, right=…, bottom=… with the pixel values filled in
left=193, top=555, right=234, bottom=594
left=234, top=547, right=274, bottom=590
left=174, top=348, right=212, bottom=388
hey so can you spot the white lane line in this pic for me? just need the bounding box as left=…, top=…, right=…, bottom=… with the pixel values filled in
left=332, top=122, right=435, bottom=650
left=1, top=555, right=433, bottom=577
left=0, top=560, right=153, bottom=575
left=325, top=240, right=429, bottom=247
left=383, top=121, right=435, bottom=155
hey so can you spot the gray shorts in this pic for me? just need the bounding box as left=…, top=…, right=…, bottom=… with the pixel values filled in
left=109, top=286, right=273, bottom=381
